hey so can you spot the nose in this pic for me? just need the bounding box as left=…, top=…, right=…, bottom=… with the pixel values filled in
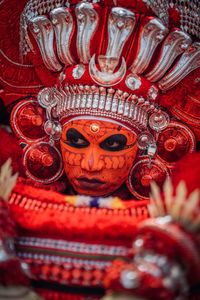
left=81, top=147, right=104, bottom=171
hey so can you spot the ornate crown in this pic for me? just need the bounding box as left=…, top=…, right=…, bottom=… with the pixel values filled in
left=1, top=0, right=199, bottom=199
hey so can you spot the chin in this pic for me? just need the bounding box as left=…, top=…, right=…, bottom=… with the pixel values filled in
left=77, top=190, right=108, bottom=197
left=74, top=187, right=111, bottom=197
left=71, top=180, right=118, bottom=197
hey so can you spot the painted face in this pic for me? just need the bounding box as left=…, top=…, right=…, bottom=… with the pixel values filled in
left=60, top=119, right=138, bottom=196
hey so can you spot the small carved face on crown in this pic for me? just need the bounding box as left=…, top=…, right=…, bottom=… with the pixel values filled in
left=60, top=119, right=138, bottom=196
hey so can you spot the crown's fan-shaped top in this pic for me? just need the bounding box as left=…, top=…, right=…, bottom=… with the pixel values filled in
left=19, top=0, right=200, bottom=92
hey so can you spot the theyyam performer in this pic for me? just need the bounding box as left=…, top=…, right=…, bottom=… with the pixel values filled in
left=0, top=0, right=200, bottom=299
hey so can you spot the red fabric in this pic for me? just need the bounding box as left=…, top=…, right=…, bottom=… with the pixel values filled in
left=26, top=32, right=57, bottom=87
left=9, top=202, right=145, bottom=244
left=0, top=197, right=29, bottom=286
left=0, top=128, right=24, bottom=175
left=102, top=0, right=151, bottom=13
left=61, top=65, right=154, bottom=102
left=160, top=68, right=200, bottom=109
left=104, top=260, right=176, bottom=300
left=168, top=8, right=181, bottom=27
left=0, top=258, right=29, bottom=286
left=172, top=152, right=200, bottom=194
left=9, top=183, right=148, bottom=245
left=0, top=197, right=16, bottom=239
left=0, top=0, right=41, bottom=97
left=36, top=289, right=101, bottom=300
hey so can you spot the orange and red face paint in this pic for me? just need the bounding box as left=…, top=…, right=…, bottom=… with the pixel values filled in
left=60, top=119, right=138, bottom=196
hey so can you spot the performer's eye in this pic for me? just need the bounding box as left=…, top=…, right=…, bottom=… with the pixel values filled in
left=65, top=128, right=89, bottom=148
left=100, top=134, right=127, bottom=151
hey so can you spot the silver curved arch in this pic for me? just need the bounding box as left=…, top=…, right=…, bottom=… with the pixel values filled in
left=89, top=54, right=127, bottom=87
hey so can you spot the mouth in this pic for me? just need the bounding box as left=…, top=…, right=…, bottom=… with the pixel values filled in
left=77, top=176, right=105, bottom=184
left=76, top=176, right=106, bottom=189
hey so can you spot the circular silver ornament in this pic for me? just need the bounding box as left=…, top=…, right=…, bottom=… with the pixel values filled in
left=44, top=120, right=62, bottom=140
left=38, top=88, right=57, bottom=109
left=23, top=142, right=63, bottom=184
left=120, top=270, right=140, bottom=289
left=133, top=238, right=144, bottom=249
left=149, top=111, right=169, bottom=132
left=137, top=132, right=155, bottom=150
left=125, top=74, right=141, bottom=91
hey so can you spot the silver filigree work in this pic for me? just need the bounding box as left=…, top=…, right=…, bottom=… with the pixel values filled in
left=20, top=0, right=65, bottom=56
left=106, top=7, right=136, bottom=58
left=38, top=87, right=64, bottom=140
left=125, top=74, right=142, bottom=91
left=20, top=0, right=199, bottom=95
left=50, top=84, right=158, bottom=131
left=89, top=55, right=127, bottom=87
left=147, top=29, right=192, bottom=82
left=143, top=0, right=200, bottom=39
left=44, top=120, right=62, bottom=140
left=147, top=85, right=159, bottom=101
left=28, top=16, right=62, bottom=71
left=50, top=7, right=75, bottom=65
left=72, top=64, right=86, bottom=79
left=159, top=42, right=200, bottom=91
left=75, top=2, right=99, bottom=64
left=130, top=17, right=168, bottom=74
left=137, top=132, right=155, bottom=150
left=149, top=111, right=169, bottom=132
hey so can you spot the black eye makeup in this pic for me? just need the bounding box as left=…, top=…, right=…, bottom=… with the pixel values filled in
left=64, top=128, right=89, bottom=148
left=100, top=134, right=128, bottom=151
